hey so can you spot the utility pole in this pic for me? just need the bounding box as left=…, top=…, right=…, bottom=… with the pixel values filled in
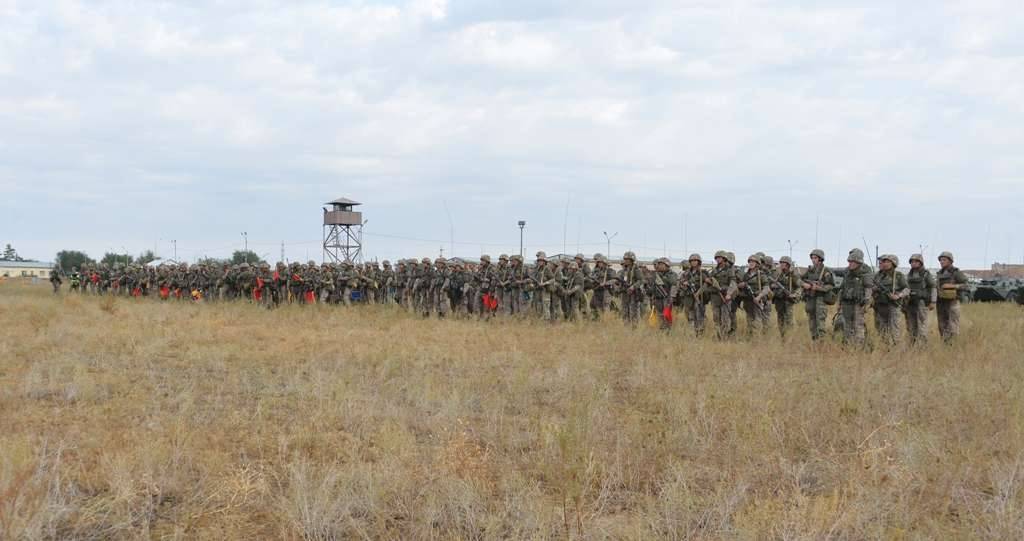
left=518, top=221, right=526, bottom=257
left=172, top=240, right=177, bottom=262
left=242, top=232, right=248, bottom=263
left=603, top=231, right=618, bottom=257
left=281, top=241, right=285, bottom=264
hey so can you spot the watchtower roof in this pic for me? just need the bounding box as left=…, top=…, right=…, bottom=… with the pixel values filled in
left=326, top=197, right=361, bottom=206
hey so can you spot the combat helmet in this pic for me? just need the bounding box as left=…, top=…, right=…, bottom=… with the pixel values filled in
left=713, top=250, right=727, bottom=261
left=724, top=252, right=736, bottom=265
left=747, top=253, right=761, bottom=264
left=535, top=251, right=547, bottom=261
left=938, top=251, right=954, bottom=262
left=622, top=251, right=636, bottom=262
left=909, top=253, right=924, bottom=265
left=498, top=254, right=509, bottom=261
left=879, top=254, right=899, bottom=267
left=847, top=249, right=865, bottom=264
left=779, top=256, right=794, bottom=267
left=810, top=249, right=825, bottom=261
left=654, top=257, right=670, bottom=267
left=688, top=253, right=702, bottom=263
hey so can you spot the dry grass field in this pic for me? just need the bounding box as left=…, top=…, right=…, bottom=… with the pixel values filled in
left=1, top=279, right=1022, bottom=540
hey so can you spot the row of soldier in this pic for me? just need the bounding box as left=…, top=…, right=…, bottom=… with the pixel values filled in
left=50, top=248, right=972, bottom=346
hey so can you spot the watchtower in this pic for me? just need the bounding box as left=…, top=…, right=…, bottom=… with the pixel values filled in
left=323, top=197, right=363, bottom=263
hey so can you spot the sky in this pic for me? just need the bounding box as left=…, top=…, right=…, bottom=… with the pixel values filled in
left=2, top=0, right=1022, bottom=269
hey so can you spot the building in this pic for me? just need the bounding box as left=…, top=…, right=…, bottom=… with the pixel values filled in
left=964, top=263, right=1024, bottom=280
left=0, top=261, right=55, bottom=279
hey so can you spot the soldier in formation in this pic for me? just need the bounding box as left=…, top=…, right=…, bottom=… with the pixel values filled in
left=48, top=248, right=982, bottom=346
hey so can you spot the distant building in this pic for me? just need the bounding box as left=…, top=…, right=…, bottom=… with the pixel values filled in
left=964, top=263, right=1024, bottom=280
left=0, top=260, right=54, bottom=279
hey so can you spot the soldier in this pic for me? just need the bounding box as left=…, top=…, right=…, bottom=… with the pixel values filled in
left=935, top=251, right=969, bottom=343
left=706, top=251, right=736, bottom=339
left=381, top=261, right=395, bottom=304
left=723, top=252, right=740, bottom=334
left=770, top=256, right=801, bottom=339
left=495, top=255, right=511, bottom=315
left=431, top=257, right=451, bottom=318
left=49, top=265, right=63, bottom=294
left=760, top=254, right=775, bottom=328
left=561, top=260, right=586, bottom=321
left=800, top=249, right=835, bottom=341
left=587, top=254, right=615, bottom=318
left=507, top=255, right=528, bottom=316
left=573, top=254, right=592, bottom=318
left=872, top=254, right=909, bottom=347
left=649, top=257, right=677, bottom=330
left=837, top=249, right=874, bottom=348
left=728, top=254, right=771, bottom=337
left=618, top=251, right=645, bottom=326
left=530, top=252, right=557, bottom=321
left=676, top=254, right=708, bottom=336
left=476, top=255, right=498, bottom=318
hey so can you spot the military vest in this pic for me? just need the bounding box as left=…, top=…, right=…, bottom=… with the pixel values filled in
left=906, top=268, right=931, bottom=298
left=840, top=266, right=870, bottom=303
left=872, top=270, right=906, bottom=305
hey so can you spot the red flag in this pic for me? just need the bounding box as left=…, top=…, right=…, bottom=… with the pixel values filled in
left=662, top=306, right=673, bottom=324
left=132, top=287, right=142, bottom=297
left=304, top=290, right=316, bottom=303
left=159, top=286, right=170, bottom=300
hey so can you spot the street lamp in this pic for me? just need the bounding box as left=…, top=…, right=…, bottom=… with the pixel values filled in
left=787, top=239, right=798, bottom=260
left=242, top=232, right=248, bottom=263
left=603, top=231, right=618, bottom=256
left=518, top=221, right=526, bottom=257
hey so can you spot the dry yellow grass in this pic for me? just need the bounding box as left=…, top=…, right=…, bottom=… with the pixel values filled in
left=1, top=279, right=1023, bottom=540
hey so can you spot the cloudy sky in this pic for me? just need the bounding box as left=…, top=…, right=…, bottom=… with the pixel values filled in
left=2, top=0, right=1022, bottom=268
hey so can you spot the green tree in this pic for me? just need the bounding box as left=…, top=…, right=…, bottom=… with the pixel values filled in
left=55, top=250, right=94, bottom=271
left=101, top=252, right=135, bottom=267
left=137, top=250, right=158, bottom=265
left=2, top=243, right=23, bottom=261
left=196, top=257, right=229, bottom=267
left=230, top=250, right=265, bottom=265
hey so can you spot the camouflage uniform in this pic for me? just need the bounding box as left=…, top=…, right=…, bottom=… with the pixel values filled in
left=618, top=251, right=645, bottom=326
left=935, top=251, right=968, bottom=343
left=838, top=249, right=874, bottom=348
left=770, top=256, right=802, bottom=339
left=495, top=255, right=510, bottom=315
left=530, top=252, right=557, bottom=321
left=50, top=267, right=63, bottom=293
left=508, top=255, right=529, bottom=316
left=800, top=249, right=835, bottom=341
left=649, top=257, right=678, bottom=330
left=871, top=255, right=910, bottom=347
left=561, top=261, right=586, bottom=321
left=431, top=258, right=452, bottom=317
left=574, top=254, right=592, bottom=317
left=677, top=254, right=709, bottom=336
left=728, top=254, right=771, bottom=337
left=587, top=254, right=615, bottom=319
left=476, top=255, right=498, bottom=318
left=707, top=251, right=737, bottom=339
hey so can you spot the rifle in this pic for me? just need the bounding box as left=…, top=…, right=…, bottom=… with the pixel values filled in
left=768, top=272, right=801, bottom=303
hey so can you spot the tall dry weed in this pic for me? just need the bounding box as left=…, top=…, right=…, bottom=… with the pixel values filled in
left=0, top=280, right=1022, bottom=539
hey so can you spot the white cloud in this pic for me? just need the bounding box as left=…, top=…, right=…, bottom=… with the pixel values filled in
left=1, top=0, right=1022, bottom=267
